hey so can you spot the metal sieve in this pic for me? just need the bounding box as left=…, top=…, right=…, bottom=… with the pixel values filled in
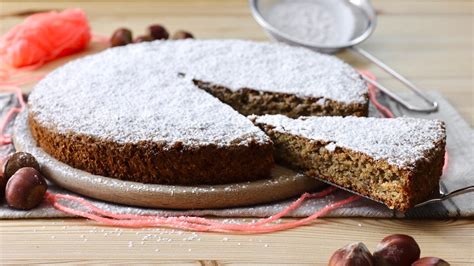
left=249, top=0, right=438, bottom=112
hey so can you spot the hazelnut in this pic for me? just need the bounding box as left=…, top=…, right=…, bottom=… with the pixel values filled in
left=110, top=28, right=133, bottom=47
left=3, top=152, right=40, bottom=180
left=373, top=234, right=420, bottom=266
left=412, top=257, right=450, bottom=266
left=329, top=242, right=374, bottom=266
left=134, top=35, right=153, bottom=43
left=5, top=167, right=48, bottom=210
left=148, top=24, right=169, bottom=40
left=171, top=30, right=194, bottom=40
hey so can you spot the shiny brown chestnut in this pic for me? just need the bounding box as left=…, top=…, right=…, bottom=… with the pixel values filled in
left=148, top=24, right=169, bottom=40
left=412, top=257, right=450, bottom=266
left=373, top=234, right=420, bottom=266
left=171, top=30, right=194, bottom=40
left=329, top=242, right=374, bottom=266
left=110, top=28, right=133, bottom=47
left=5, top=167, right=48, bottom=210
left=3, top=152, right=40, bottom=180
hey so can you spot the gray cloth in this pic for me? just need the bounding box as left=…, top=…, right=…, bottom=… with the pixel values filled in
left=0, top=91, right=472, bottom=219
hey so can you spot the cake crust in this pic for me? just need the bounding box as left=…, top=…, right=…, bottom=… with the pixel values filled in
left=29, top=114, right=273, bottom=185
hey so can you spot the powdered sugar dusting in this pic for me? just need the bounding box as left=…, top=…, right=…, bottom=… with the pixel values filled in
left=29, top=39, right=366, bottom=146
left=262, top=0, right=357, bottom=46
left=324, top=142, right=336, bottom=152
left=177, top=40, right=367, bottom=103
left=254, top=115, right=446, bottom=168
left=265, top=0, right=338, bottom=44
left=28, top=45, right=271, bottom=146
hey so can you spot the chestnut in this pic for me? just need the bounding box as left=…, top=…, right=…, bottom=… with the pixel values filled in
left=171, top=30, right=194, bottom=40
left=412, top=257, right=450, bottom=266
left=329, top=242, right=374, bottom=266
left=3, top=152, right=40, bottom=180
left=373, top=234, right=420, bottom=266
left=110, top=28, right=133, bottom=47
left=5, top=167, right=48, bottom=210
left=148, top=24, right=169, bottom=40
left=134, top=35, right=153, bottom=43
left=0, top=176, right=5, bottom=199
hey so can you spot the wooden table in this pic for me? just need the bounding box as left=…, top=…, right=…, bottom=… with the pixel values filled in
left=0, top=1, right=473, bottom=264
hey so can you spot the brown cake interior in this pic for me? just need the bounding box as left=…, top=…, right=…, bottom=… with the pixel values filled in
left=194, top=80, right=369, bottom=118
left=256, top=124, right=445, bottom=212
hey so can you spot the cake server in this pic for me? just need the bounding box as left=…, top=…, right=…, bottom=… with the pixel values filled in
left=249, top=0, right=438, bottom=113
left=311, top=177, right=474, bottom=211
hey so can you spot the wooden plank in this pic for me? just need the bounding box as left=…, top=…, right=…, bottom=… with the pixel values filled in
left=0, top=218, right=473, bottom=264
left=0, top=0, right=473, bottom=15
left=1, top=3, right=471, bottom=79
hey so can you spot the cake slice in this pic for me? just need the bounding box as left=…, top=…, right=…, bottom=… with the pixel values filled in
left=252, top=115, right=446, bottom=211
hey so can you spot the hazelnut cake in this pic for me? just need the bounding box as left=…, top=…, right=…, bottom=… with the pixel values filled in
left=27, top=39, right=369, bottom=185
left=252, top=115, right=446, bottom=211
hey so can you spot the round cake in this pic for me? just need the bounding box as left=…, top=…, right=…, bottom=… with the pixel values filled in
left=27, top=39, right=368, bottom=185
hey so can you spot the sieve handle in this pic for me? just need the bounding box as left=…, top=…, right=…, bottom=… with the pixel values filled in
left=414, top=185, right=474, bottom=208
left=351, top=46, right=438, bottom=113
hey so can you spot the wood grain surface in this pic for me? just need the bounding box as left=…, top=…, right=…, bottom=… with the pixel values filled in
left=0, top=0, right=473, bottom=265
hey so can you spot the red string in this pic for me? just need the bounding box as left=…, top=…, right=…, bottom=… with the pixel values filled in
left=45, top=188, right=360, bottom=233
left=0, top=9, right=91, bottom=68
left=0, top=85, right=27, bottom=144
left=359, top=70, right=394, bottom=118
left=0, top=73, right=44, bottom=144
left=49, top=186, right=336, bottom=226
left=443, top=152, right=449, bottom=174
